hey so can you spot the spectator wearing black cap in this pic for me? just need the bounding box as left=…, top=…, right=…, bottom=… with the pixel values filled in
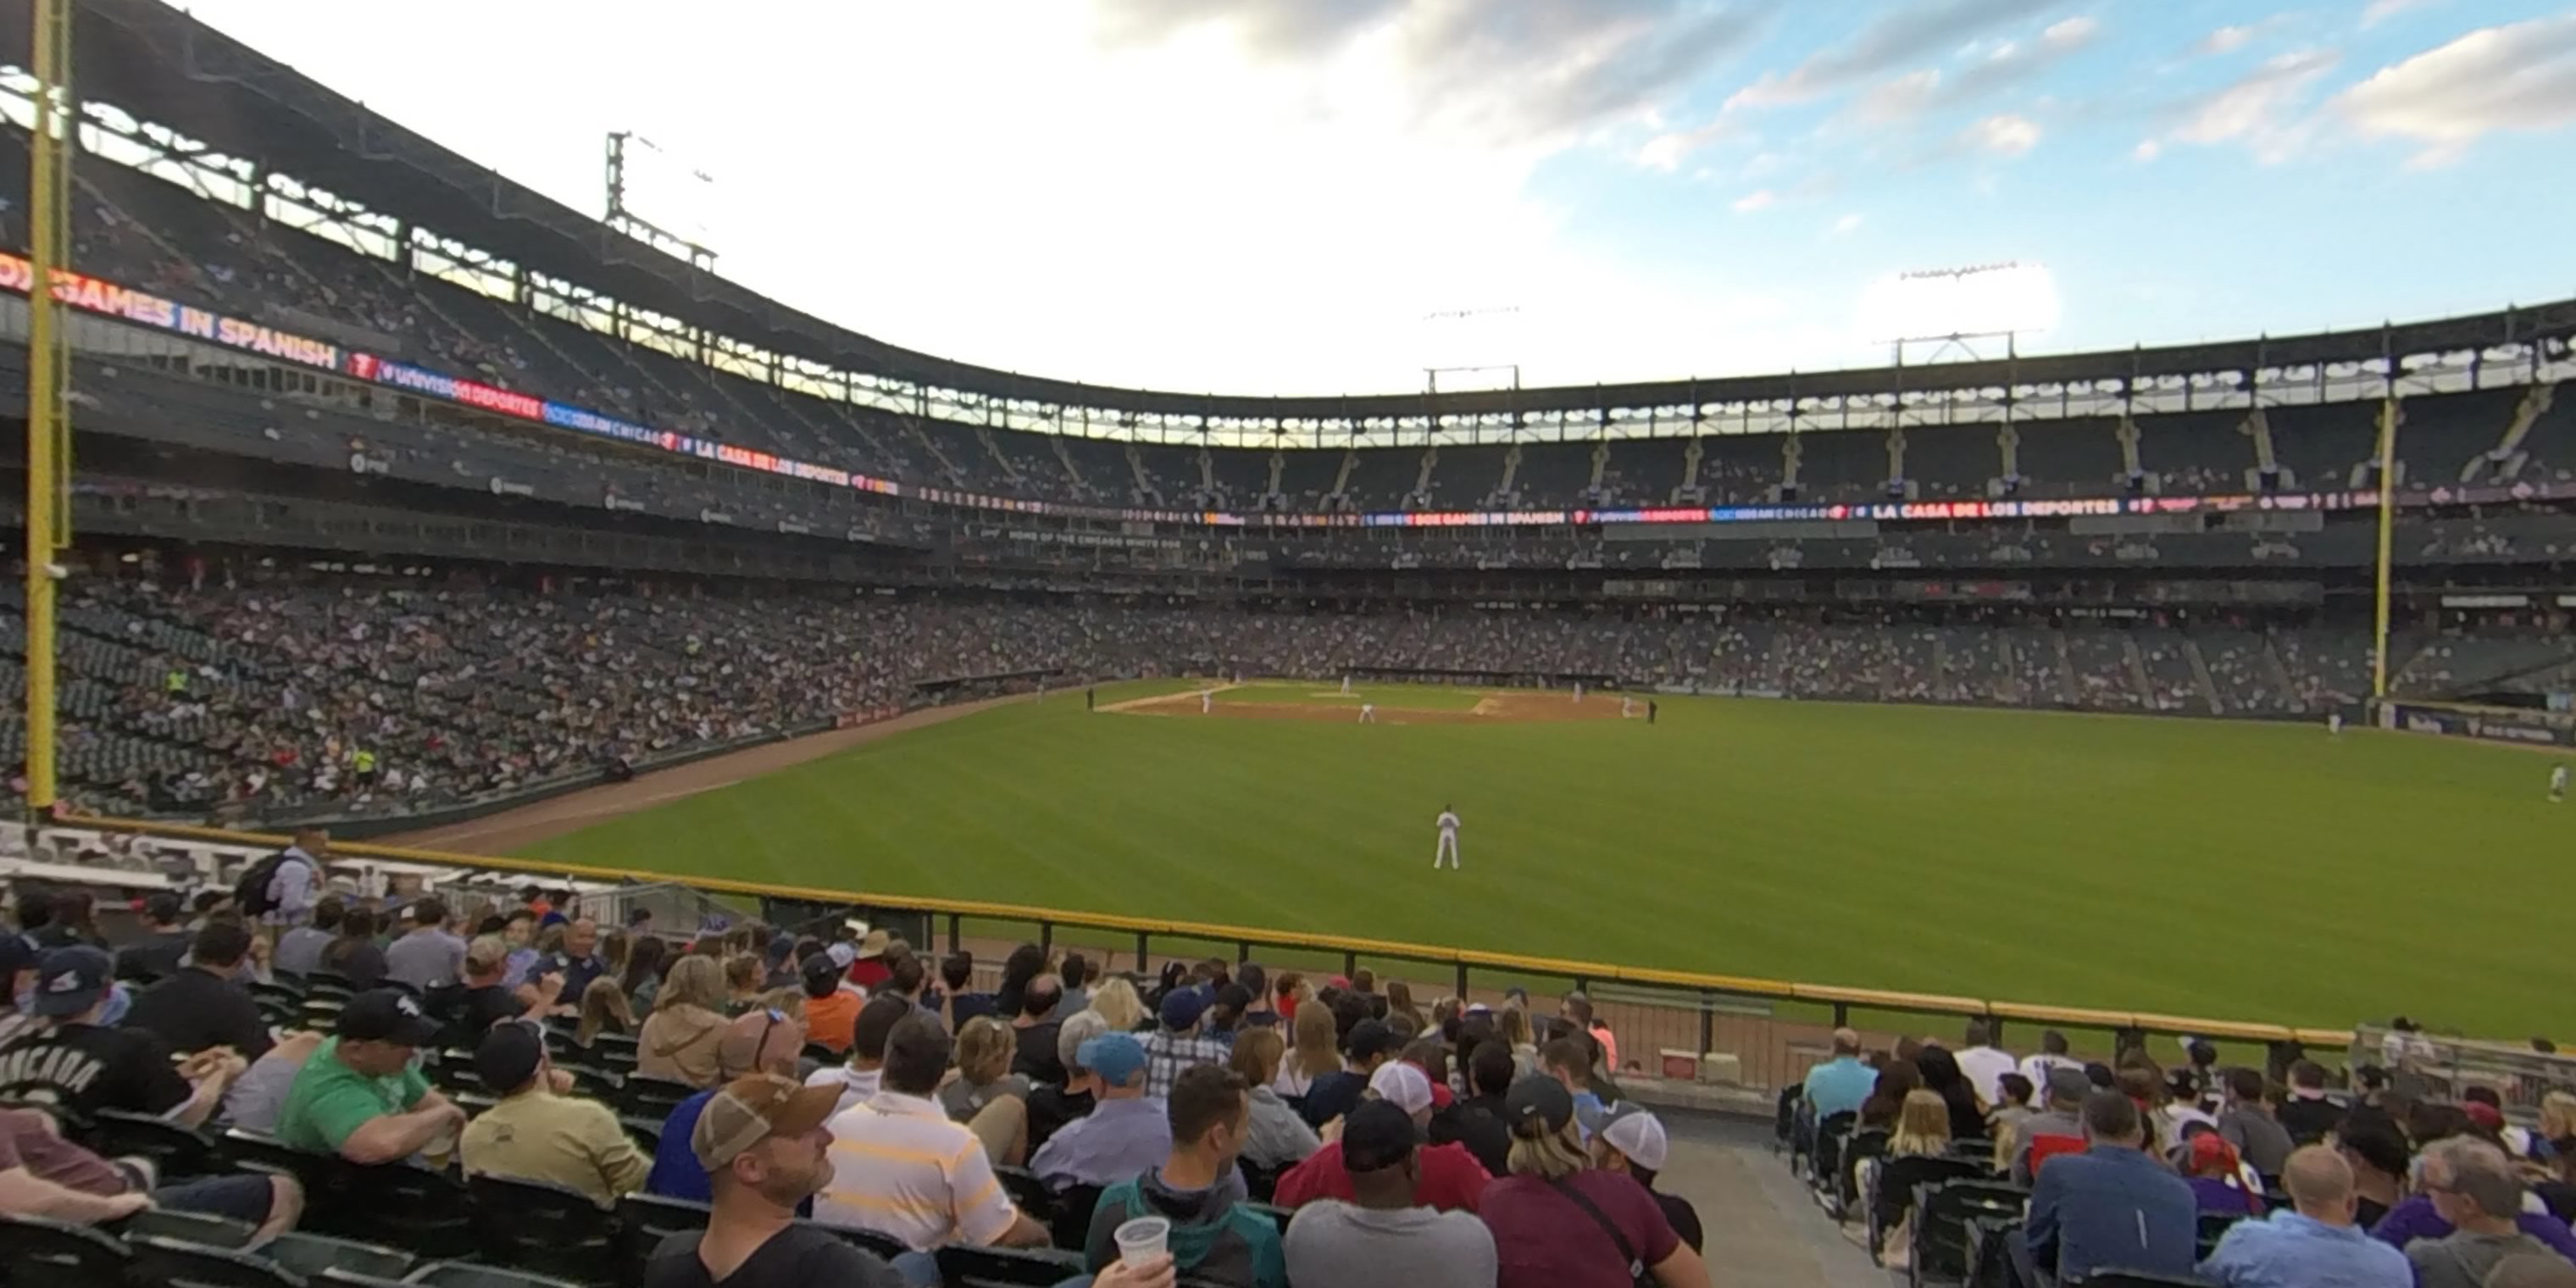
left=113, top=891, right=192, bottom=982
left=800, top=952, right=862, bottom=1055
left=1302, top=1018, right=1398, bottom=1131
left=1480, top=1075, right=1705, bottom=1288
left=1593, top=1102, right=1701, bottom=1253
left=460, top=1020, right=649, bottom=1206
left=642, top=1074, right=908, bottom=1288
left=1275, top=1062, right=1488, bottom=1213
left=2337, top=1121, right=2409, bottom=1228
left=274, top=988, right=467, bottom=1164
left=0, top=946, right=239, bottom=1125
left=1084, top=1064, right=1284, bottom=1288
left=1010, top=975, right=1065, bottom=1085
left=1145, top=986, right=1230, bottom=1098
left=1284, top=1098, right=1496, bottom=1288
left=124, top=919, right=275, bottom=1059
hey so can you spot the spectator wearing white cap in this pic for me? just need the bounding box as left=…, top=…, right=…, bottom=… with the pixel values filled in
left=1592, top=1102, right=1700, bottom=1253
left=1272, top=1061, right=1491, bottom=1212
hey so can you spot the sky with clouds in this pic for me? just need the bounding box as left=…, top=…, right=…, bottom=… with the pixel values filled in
left=169, top=0, right=2576, bottom=397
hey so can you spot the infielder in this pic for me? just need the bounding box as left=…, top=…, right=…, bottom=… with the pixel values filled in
left=1574, top=681, right=1585, bottom=703
left=1341, top=675, right=1352, bottom=695
left=1358, top=702, right=1377, bottom=724
left=1434, top=805, right=1461, bottom=869
left=2553, top=764, right=2568, bottom=803
left=2328, top=711, right=2343, bottom=736
left=1621, top=696, right=1635, bottom=718
left=1202, top=690, right=1213, bottom=715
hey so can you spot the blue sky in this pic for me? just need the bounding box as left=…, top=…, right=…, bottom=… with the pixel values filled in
left=175, top=0, right=2576, bottom=396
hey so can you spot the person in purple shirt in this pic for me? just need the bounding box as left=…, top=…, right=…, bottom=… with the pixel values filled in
left=2201, top=1146, right=2412, bottom=1288
left=2370, top=1147, right=2576, bottom=1262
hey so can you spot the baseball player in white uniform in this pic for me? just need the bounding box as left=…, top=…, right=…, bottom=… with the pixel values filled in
left=2552, top=764, right=2568, bottom=802
left=1202, top=690, right=1214, bottom=715
left=1341, top=675, right=1352, bottom=695
left=1358, top=702, right=1377, bottom=724
left=1434, top=805, right=1461, bottom=869
left=2327, top=711, right=2342, bottom=736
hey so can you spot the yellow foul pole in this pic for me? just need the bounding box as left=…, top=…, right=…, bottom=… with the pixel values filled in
left=23, top=0, right=73, bottom=812
left=2370, top=395, right=2400, bottom=703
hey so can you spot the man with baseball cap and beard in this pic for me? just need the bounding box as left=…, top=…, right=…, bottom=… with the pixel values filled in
left=1593, top=1102, right=1702, bottom=1253
left=459, top=1021, right=649, bottom=1207
left=1284, top=1098, right=1497, bottom=1288
left=642, top=1074, right=909, bottom=1288
left=1274, top=1061, right=1491, bottom=1212
left=649, top=1006, right=809, bottom=1202
left=275, top=988, right=467, bottom=1164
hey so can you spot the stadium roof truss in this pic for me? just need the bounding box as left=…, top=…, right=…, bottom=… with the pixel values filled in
left=13, top=0, right=2576, bottom=452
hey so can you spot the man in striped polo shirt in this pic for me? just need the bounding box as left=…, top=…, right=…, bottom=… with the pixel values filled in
left=813, top=1013, right=1051, bottom=1252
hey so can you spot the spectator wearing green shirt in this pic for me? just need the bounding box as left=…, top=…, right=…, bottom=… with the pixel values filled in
left=276, top=990, right=466, bottom=1164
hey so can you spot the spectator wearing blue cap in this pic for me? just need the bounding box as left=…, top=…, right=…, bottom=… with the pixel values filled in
left=1033, top=1033, right=1187, bottom=1193
left=0, top=946, right=240, bottom=1126
left=1146, top=987, right=1231, bottom=1099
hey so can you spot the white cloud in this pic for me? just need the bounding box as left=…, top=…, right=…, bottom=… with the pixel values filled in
left=2197, top=25, right=2257, bottom=57
left=2361, top=0, right=2434, bottom=29
left=1729, top=0, right=2065, bottom=108
left=1836, top=11, right=2099, bottom=129
left=1830, top=212, right=1865, bottom=235
left=1963, top=113, right=2042, bottom=155
left=2334, top=14, right=2576, bottom=165
left=2167, top=47, right=2340, bottom=162
left=1732, top=189, right=1778, bottom=213
left=2132, top=138, right=2162, bottom=161
left=1852, top=69, right=1944, bottom=123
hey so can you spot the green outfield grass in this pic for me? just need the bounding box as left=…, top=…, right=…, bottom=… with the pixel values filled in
left=525, top=684, right=2574, bottom=1035
left=1207, top=681, right=1490, bottom=710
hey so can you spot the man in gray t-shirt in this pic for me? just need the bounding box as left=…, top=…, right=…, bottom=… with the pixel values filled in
left=382, top=898, right=468, bottom=991
left=1284, top=1101, right=1496, bottom=1288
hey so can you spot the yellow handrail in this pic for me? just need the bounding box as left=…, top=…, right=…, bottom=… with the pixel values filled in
left=58, top=813, right=2353, bottom=1046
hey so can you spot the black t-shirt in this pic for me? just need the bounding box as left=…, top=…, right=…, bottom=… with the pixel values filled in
left=1431, top=1096, right=1513, bottom=1178
left=1655, top=1189, right=1706, bottom=1253
left=2274, top=1096, right=2344, bottom=1146
left=0, top=1022, right=192, bottom=1118
left=322, top=940, right=389, bottom=990
left=124, top=969, right=273, bottom=1060
left=1025, top=1084, right=1095, bottom=1156
left=1010, top=1020, right=1065, bottom=1085
left=430, top=984, right=524, bottom=1049
left=1302, top=1069, right=1368, bottom=1130
left=643, top=1224, right=906, bottom=1288
left=112, top=930, right=192, bottom=982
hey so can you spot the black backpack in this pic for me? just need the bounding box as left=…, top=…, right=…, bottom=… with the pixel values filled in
left=233, top=851, right=294, bottom=917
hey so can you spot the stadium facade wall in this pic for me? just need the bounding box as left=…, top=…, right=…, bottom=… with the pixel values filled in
left=2379, top=700, right=2576, bottom=748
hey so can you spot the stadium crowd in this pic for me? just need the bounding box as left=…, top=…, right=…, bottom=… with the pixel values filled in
left=7, top=569, right=2565, bottom=822
left=0, top=873, right=1713, bottom=1287
left=1786, top=1018, right=2576, bottom=1288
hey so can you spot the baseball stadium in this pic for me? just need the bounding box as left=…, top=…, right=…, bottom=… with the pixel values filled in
left=1, top=2, right=2573, bottom=1286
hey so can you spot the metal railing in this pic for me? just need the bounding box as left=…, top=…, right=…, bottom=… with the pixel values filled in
left=48, top=812, right=2363, bottom=1091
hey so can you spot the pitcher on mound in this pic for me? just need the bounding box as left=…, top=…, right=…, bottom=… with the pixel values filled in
left=1434, top=805, right=1461, bottom=869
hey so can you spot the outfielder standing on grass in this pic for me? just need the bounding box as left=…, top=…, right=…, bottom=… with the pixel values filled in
left=1202, top=690, right=1214, bottom=715
left=1434, top=806, right=1461, bottom=869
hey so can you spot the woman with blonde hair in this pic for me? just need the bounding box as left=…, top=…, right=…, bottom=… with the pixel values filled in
left=574, top=976, right=634, bottom=1048
left=1277, top=1000, right=1341, bottom=1097
left=941, top=1017, right=1032, bottom=1127
left=636, top=955, right=728, bottom=1087
left=1890, top=1089, right=1952, bottom=1158
left=1089, top=977, right=1146, bottom=1033
left=720, top=954, right=764, bottom=1015
left=1480, top=1077, right=1708, bottom=1288
left=1498, top=1003, right=1539, bottom=1078
left=1230, top=1027, right=1321, bottom=1169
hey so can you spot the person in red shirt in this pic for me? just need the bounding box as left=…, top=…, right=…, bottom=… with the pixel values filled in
left=1273, top=1060, right=1488, bottom=1212
left=842, top=930, right=895, bottom=993
left=1479, top=1075, right=1707, bottom=1288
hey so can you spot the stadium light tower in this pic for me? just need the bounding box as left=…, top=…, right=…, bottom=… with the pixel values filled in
left=604, top=131, right=719, bottom=270
left=1418, top=305, right=1524, bottom=432
left=20, top=0, right=73, bottom=815
left=1863, top=262, right=2057, bottom=367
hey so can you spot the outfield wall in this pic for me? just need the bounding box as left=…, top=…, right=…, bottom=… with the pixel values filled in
left=2379, top=700, right=2576, bottom=749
